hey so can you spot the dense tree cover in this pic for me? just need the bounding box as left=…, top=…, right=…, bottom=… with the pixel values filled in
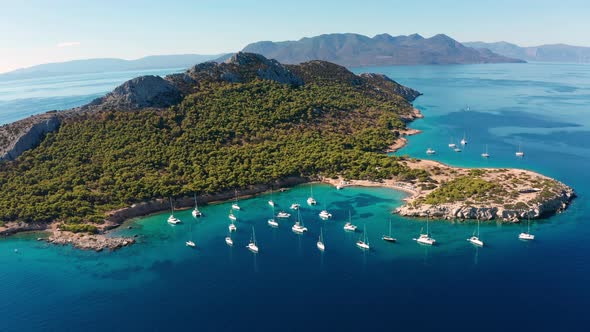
left=0, top=80, right=428, bottom=225
left=422, top=176, right=507, bottom=205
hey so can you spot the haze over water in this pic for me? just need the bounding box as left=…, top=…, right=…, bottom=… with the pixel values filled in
left=1, top=62, right=589, bottom=331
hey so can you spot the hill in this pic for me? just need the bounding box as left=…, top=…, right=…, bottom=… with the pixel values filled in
left=464, top=41, right=590, bottom=63
left=242, top=33, right=525, bottom=66
left=0, top=54, right=227, bottom=81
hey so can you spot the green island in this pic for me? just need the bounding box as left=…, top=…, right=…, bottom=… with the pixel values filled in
left=0, top=53, right=574, bottom=250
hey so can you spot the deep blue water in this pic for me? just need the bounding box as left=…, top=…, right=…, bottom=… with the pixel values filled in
left=1, top=63, right=590, bottom=331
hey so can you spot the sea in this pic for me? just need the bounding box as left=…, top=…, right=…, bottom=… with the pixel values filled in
left=1, top=62, right=589, bottom=331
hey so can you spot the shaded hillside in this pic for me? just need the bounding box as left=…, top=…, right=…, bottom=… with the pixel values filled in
left=243, top=33, right=524, bottom=66
left=465, top=41, right=590, bottom=63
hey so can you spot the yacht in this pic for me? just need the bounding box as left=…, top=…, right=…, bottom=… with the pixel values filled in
left=276, top=211, right=291, bottom=218
left=186, top=240, right=195, bottom=247
left=317, top=228, right=325, bottom=251
left=232, top=189, right=241, bottom=210
left=319, top=209, right=332, bottom=219
left=307, top=184, right=317, bottom=205
left=228, top=222, right=237, bottom=232
left=268, top=188, right=275, bottom=207
left=343, top=210, right=358, bottom=231
left=415, top=215, right=436, bottom=245
left=290, top=203, right=300, bottom=210
left=481, top=144, right=490, bottom=158
left=454, top=147, right=462, bottom=153
left=460, top=132, right=468, bottom=145
left=292, top=210, right=308, bottom=234
left=247, top=227, right=259, bottom=253
left=356, top=224, right=370, bottom=250
left=515, top=144, right=525, bottom=157
left=467, top=218, right=484, bottom=247
left=382, top=218, right=396, bottom=243
left=228, top=210, right=237, bottom=221
left=225, top=234, right=234, bottom=246
left=167, top=198, right=181, bottom=225
left=519, top=214, right=535, bottom=240
left=268, top=205, right=279, bottom=227
left=448, top=137, right=457, bottom=148
left=186, top=221, right=196, bottom=247
left=426, top=147, right=436, bottom=155
left=191, top=194, right=202, bottom=217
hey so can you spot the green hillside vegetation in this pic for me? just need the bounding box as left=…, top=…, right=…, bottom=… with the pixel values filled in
left=0, top=79, right=428, bottom=226
left=422, top=176, right=507, bottom=205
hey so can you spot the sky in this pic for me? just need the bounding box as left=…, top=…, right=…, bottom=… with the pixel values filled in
left=1, top=0, right=589, bottom=73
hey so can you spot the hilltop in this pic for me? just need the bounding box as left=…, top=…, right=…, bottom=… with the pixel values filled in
left=242, top=33, right=525, bottom=66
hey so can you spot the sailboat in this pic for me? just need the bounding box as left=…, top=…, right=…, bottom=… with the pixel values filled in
left=343, top=210, right=358, bottom=231
left=317, top=228, right=325, bottom=251
left=448, top=137, right=457, bottom=148
left=519, top=214, right=535, bottom=240
left=186, top=221, right=196, bottom=247
left=167, top=197, right=181, bottom=225
left=276, top=211, right=291, bottom=218
left=268, top=204, right=279, bottom=227
left=481, top=144, right=490, bottom=158
left=228, top=208, right=237, bottom=222
left=460, top=132, right=468, bottom=145
left=268, top=188, right=275, bottom=207
left=191, top=194, right=202, bottom=217
left=307, top=184, right=317, bottom=205
left=292, top=209, right=308, bottom=234
left=426, top=147, right=436, bottom=155
left=247, top=227, right=259, bottom=253
left=414, top=214, right=436, bottom=245
left=225, top=232, right=234, bottom=246
left=290, top=203, right=300, bottom=210
left=356, top=224, right=370, bottom=250
left=467, top=218, right=484, bottom=247
left=515, top=144, right=525, bottom=157
left=232, top=189, right=241, bottom=210
left=228, top=219, right=237, bottom=232
left=382, top=218, right=396, bottom=243
left=318, top=204, right=332, bottom=219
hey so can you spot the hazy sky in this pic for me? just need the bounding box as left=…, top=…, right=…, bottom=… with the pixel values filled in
left=1, top=0, right=589, bottom=73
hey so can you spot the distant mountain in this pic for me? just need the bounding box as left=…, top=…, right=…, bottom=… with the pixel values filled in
left=464, top=41, right=590, bottom=63
left=242, top=33, right=524, bottom=67
left=0, top=54, right=227, bottom=81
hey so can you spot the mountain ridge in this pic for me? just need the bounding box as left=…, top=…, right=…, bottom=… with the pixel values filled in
left=463, top=41, right=590, bottom=63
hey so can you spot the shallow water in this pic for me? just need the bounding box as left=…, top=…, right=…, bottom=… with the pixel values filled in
left=1, top=62, right=590, bottom=331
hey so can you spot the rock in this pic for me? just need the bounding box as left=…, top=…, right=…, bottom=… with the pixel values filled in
left=0, top=114, right=61, bottom=161
left=89, top=75, right=182, bottom=109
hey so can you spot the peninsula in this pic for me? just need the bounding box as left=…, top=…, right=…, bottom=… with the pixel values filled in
left=0, top=53, right=573, bottom=250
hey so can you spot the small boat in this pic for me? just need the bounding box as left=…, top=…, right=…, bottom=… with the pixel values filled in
left=247, top=227, right=259, bottom=253
left=515, top=144, right=525, bottom=157
left=307, top=184, right=317, bottom=205
left=317, top=228, right=325, bottom=251
left=276, top=211, right=291, bottom=218
left=268, top=188, right=275, bottom=207
left=319, top=209, right=332, bottom=219
left=448, top=136, right=457, bottom=148
left=519, top=214, right=535, bottom=241
left=460, top=132, right=468, bottom=145
left=343, top=210, right=358, bottom=231
left=228, top=222, right=237, bottom=232
left=382, top=218, right=396, bottom=243
left=467, top=218, right=484, bottom=247
left=191, top=194, right=202, bottom=217
left=481, top=144, right=490, bottom=158
left=336, top=184, right=343, bottom=190
left=426, top=147, right=436, bottom=155
left=356, top=224, right=370, bottom=250
left=167, top=198, right=181, bottom=225
left=232, top=189, right=241, bottom=210
left=292, top=210, right=308, bottom=234
left=414, top=215, right=436, bottom=245
left=186, top=221, right=196, bottom=247
left=186, top=240, right=195, bottom=247
left=454, top=147, right=462, bottom=152
left=228, top=211, right=237, bottom=221
left=290, top=203, right=300, bottom=210
left=225, top=234, right=234, bottom=246
left=268, top=205, right=279, bottom=227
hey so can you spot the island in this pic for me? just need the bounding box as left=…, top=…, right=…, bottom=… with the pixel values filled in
left=0, top=52, right=573, bottom=251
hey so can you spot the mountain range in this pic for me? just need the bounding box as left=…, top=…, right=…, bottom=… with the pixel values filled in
left=242, top=33, right=524, bottom=66
left=0, top=54, right=226, bottom=81
left=464, top=41, right=590, bottom=63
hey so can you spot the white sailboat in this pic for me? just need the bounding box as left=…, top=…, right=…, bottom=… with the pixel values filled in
left=481, top=144, right=490, bottom=158
left=448, top=137, right=457, bottom=148
left=356, top=224, right=370, bottom=250
left=225, top=233, right=234, bottom=246
left=515, top=144, right=525, bottom=157
left=228, top=220, right=237, bottom=232
left=232, top=189, right=241, bottom=210
left=186, top=221, right=196, bottom=247
left=426, top=147, right=436, bottom=155
left=317, top=228, right=325, bottom=251
left=519, top=214, right=535, bottom=240
left=191, top=194, right=202, bottom=217
left=307, top=184, right=317, bottom=205
left=276, top=211, right=291, bottom=218
left=290, top=203, right=300, bottom=210
left=343, top=210, right=358, bottom=231
left=228, top=209, right=237, bottom=222
left=319, top=208, right=332, bottom=219
left=467, top=218, right=484, bottom=247
left=415, top=214, right=436, bottom=245
left=292, top=210, right=308, bottom=234
left=382, top=218, right=396, bottom=243
left=460, top=132, right=468, bottom=145
left=268, top=188, right=275, bottom=207
left=268, top=204, right=279, bottom=227
left=247, top=227, right=259, bottom=253
left=167, top=197, right=181, bottom=225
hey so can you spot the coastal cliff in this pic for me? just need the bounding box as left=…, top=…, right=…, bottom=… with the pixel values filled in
left=0, top=113, right=60, bottom=161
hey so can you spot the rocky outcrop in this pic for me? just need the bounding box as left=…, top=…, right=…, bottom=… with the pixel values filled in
left=359, top=73, right=422, bottom=102
left=0, top=113, right=60, bottom=161
left=47, top=231, right=135, bottom=252
left=88, top=75, right=182, bottom=110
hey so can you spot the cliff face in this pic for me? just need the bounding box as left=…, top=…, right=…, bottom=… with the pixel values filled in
left=0, top=114, right=60, bottom=161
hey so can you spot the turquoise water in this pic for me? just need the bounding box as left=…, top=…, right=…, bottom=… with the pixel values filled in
left=1, top=63, right=590, bottom=331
